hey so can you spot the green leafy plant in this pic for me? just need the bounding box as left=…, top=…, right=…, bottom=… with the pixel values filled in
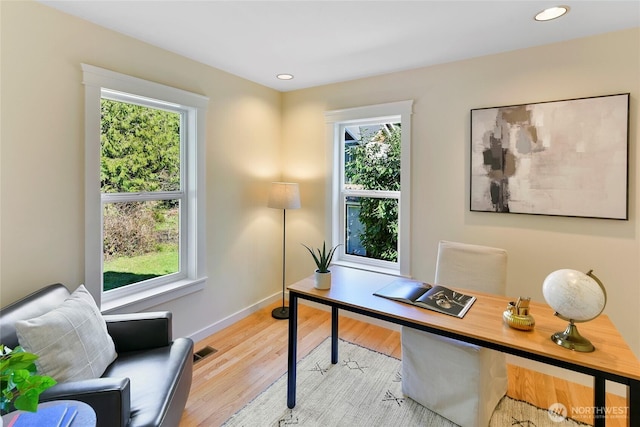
left=345, top=124, right=401, bottom=262
left=0, top=345, right=56, bottom=415
left=302, top=242, right=341, bottom=273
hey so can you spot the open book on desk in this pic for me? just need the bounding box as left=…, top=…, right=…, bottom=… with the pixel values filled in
left=373, top=278, right=476, bottom=318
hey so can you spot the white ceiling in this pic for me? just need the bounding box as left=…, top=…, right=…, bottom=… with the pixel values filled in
left=39, top=1, right=640, bottom=92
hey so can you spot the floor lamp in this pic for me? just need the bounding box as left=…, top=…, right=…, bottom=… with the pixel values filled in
left=268, top=182, right=301, bottom=319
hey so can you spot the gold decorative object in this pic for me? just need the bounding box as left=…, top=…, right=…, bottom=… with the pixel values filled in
left=503, top=297, right=536, bottom=331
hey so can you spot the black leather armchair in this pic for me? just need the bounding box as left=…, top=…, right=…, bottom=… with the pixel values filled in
left=0, top=284, right=194, bottom=427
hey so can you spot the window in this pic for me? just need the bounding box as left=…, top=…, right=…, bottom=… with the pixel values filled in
left=325, top=101, right=413, bottom=275
left=100, top=95, right=183, bottom=292
left=83, top=64, right=208, bottom=311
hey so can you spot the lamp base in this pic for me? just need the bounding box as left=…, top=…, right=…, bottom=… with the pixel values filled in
left=551, top=321, right=595, bottom=352
left=272, top=306, right=289, bottom=320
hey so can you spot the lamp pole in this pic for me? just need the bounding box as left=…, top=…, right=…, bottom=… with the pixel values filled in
left=267, top=182, right=300, bottom=320
left=273, top=208, right=288, bottom=319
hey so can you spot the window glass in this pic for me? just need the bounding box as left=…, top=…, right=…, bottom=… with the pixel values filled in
left=345, top=196, right=398, bottom=262
left=102, top=200, right=180, bottom=291
left=343, top=122, right=400, bottom=263
left=101, top=99, right=181, bottom=193
left=344, top=123, right=401, bottom=192
left=100, top=96, right=185, bottom=293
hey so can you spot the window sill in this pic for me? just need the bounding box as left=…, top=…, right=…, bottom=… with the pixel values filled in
left=100, top=277, right=206, bottom=314
left=332, top=260, right=404, bottom=278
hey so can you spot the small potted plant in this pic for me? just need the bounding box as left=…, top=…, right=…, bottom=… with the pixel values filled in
left=302, top=241, right=341, bottom=289
left=0, top=344, right=56, bottom=417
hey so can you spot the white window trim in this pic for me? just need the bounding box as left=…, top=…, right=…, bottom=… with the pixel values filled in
left=82, top=64, right=208, bottom=312
left=325, top=100, right=413, bottom=277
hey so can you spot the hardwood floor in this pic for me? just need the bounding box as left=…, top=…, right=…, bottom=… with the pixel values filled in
left=180, top=301, right=627, bottom=426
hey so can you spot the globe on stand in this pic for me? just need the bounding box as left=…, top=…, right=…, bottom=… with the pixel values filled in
left=542, top=269, right=607, bottom=352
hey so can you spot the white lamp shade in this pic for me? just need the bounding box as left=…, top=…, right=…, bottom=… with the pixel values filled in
left=268, top=182, right=301, bottom=209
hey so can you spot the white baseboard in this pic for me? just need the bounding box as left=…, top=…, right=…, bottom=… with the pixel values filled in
left=188, top=292, right=282, bottom=344
left=188, top=293, right=626, bottom=398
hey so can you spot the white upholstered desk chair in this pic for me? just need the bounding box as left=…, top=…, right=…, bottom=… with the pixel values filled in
left=401, top=240, right=508, bottom=427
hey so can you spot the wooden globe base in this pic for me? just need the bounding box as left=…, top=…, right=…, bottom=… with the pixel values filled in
left=551, top=321, right=595, bottom=352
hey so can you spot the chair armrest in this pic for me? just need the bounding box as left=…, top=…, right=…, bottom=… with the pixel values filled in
left=40, top=377, right=131, bottom=427
left=104, top=312, right=172, bottom=352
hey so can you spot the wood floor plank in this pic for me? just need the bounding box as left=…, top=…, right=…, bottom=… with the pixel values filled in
left=181, top=301, right=628, bottom=426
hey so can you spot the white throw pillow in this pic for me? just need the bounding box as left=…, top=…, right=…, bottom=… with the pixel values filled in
left=15, top=285, right=117, bottom=382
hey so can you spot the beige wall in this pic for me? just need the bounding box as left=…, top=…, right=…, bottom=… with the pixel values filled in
left=282, top=28, right=640, bottom=357
left=2, top=1, right=639, bottom=363
left=0, top=1, right=284, bottom=337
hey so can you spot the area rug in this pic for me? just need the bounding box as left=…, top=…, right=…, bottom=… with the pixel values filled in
left=223, top=338, right=590, bottom=426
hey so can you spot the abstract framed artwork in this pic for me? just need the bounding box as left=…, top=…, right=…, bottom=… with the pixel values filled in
left=470, top=93, right=629, bottom=219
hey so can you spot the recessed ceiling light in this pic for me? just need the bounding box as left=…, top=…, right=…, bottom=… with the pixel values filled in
left=277, top=74, right=294, bottom=80
left=535, top=6, right=570, bottom=21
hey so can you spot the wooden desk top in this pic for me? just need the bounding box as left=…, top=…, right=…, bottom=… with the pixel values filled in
left=288, top=265, right=640, bottom=383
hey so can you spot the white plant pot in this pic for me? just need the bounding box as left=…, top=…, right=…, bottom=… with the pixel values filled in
left=314, top=270, right=332, bottom=290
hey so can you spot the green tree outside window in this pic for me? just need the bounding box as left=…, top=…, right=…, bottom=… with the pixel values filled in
left=345, top=124, right=401, bottom=262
